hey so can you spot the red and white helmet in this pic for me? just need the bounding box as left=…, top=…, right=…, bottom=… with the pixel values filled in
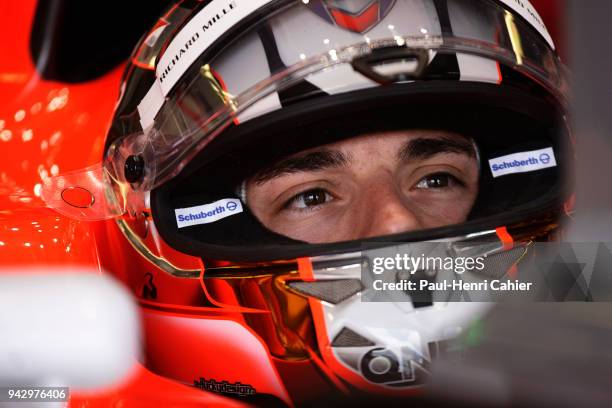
left=42, top=0, right=571, bottom=404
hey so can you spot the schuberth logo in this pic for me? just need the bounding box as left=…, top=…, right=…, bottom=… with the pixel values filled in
left=159, top=1, right=237, bottom=84
left=194, top=377, right=256, bottom=397
left=174, top=198, right=243, bottom=228
left=488, top=147, right=557, bottom=178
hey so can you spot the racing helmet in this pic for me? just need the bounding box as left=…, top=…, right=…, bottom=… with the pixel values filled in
left=42, top=0, right=572, bottom=404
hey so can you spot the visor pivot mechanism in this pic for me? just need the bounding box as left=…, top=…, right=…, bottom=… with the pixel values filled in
left=125, top=155, right=145, bottom=184
left=351, top=46, right=428, bottom=85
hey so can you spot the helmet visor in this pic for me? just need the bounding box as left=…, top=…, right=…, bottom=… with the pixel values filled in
left=42, top=0, right=568, bottom=223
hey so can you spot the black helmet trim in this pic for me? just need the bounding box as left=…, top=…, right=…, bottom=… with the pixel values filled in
left=150, top=80, right=570, bottom=262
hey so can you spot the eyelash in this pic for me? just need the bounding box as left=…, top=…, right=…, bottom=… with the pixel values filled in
left=413, top=172, right=465, bottom=190
left=282, top=172, right=464, bottom=212
left=283, top=188, right=333, bottom=212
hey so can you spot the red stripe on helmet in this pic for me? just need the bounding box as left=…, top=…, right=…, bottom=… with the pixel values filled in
left=329, top=2, right=380, bottom=33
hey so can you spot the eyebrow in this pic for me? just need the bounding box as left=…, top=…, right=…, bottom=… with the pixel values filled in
left=398, top=136, right=476, bottom=161
left=251, top=136, right=475, bottom=184
left=252, top=149, right=350, bottom=184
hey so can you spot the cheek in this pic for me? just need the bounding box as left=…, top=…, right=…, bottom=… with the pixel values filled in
left=265, top=210, right=354, bottom=244
left=408, top=188, right=479, bottom=227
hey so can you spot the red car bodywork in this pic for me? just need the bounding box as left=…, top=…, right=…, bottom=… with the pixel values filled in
left=0, top=1, right=564, bottom=406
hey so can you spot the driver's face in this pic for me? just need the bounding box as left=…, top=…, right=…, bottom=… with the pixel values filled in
left=245, top=130, right=479, bottom=243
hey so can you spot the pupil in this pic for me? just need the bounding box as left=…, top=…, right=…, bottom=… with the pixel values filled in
left=427, top=175, right=448, bottom=188
left=304, top=190, right=326, bottom=206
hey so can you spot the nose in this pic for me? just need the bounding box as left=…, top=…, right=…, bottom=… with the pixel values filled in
left=357, top=185, right=423, bottom=238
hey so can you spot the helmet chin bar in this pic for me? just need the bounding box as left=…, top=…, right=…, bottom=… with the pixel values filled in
left=197, top=227, right=539, bottom=393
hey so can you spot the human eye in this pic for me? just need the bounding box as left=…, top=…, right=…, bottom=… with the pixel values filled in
left=283, top=188, right=334, bottom=211
left=413, top=172, right=465, bottom=190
